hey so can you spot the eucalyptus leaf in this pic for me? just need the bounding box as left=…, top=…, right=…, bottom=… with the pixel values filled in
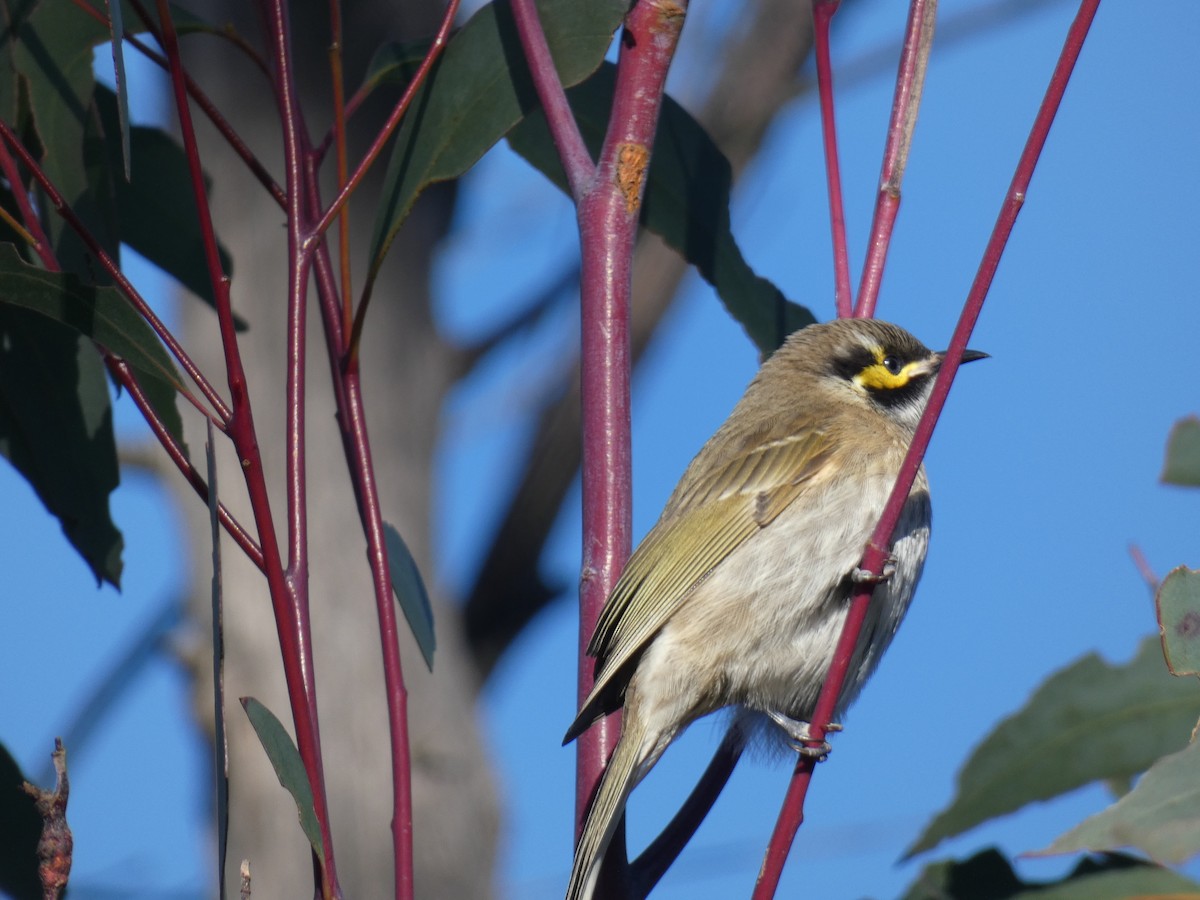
left=383, top=522, right=436, bottom=671
left=0, top=307, right=123, bottom=587
left=240, top=698, right=327, bottom=869
left=1035, top=740, right=1200, bottom=866
left=906, top=636, right=1200, bottom=858
left=1162, top=416, right=1200, bottom=487
left=1157, top=566, right=1200, bottom=677
left=508, top=63, right=814, bottom=356
left=0, top=742, right=45, bottom=900
left=94, top=85, right=239, bottom=321
left=366, top=0, right=629, bottom=293
left=902, top=848, right=1200, bottom=900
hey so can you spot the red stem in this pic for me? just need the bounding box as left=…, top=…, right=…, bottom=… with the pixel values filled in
left=509, top=0, right=596, bottom=201
left=156, top=1, right=340, bottom=893
left=574, top=0, right=687, bottom=860
left=311, top=0, right=461, bottom=242
left=854, top=0, right=935, bottom=320
left=753, top=0, right=1100, bottom=894
left=255, top=1, right=343, bottom=893
left=812, top=1, right=853, bottom=318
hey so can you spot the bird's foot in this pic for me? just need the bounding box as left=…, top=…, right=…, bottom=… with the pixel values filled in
left=767, top=712, right=842, bottom=760
left=852, top=555, right=897, bottom=585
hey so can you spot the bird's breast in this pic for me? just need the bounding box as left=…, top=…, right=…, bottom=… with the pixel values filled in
left=634, top=466, right=931, bottom=730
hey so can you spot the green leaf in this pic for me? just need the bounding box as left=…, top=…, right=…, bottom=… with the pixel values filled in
left=103, top=0, right=131, bottom=181
left=0, top=1, right=112, bottom=270
left=93, top=85, right=239, bottom=321
left=902, top=848, right=1200, bottom=900
left=508, top=63, right=815, bottom=357
left=0, top=243, right=189, bottom=454
left=1162, top=416, right=1200, bottom=487
left=383, top=522, right=435, bottom=671
left=240, top=697, right=326, bottom=869
left=906, top=636, right=1200, bottom=859
left=359, top=38, right=432, bottom=97
left=366, top=0, right=629, bottom=292
left=1035, top=740, right=1200, bottom=865
left=0, top=307, right=123, bottom=587
left=0, top=742, right=43, bottom=900
left=1157, top=566, right=1200, bottom=677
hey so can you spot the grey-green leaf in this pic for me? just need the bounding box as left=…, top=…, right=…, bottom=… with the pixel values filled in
left=1157, top=566, right=1200, bottom=677
left=240, top=697, right=326, bottom=868
left=366, top=0, right=629, bottom=293
left=0, top=243, right=189, bottom=456
left=508, top=63, right=815, bottom=357
left=94, top=85, right=240, bottom=323
left=1035, top=740, right=1200, bottom=865
left=0, top=306, right=123, bottom=587
left=902, top=848, right=1200, bottom=900
left=1162, top=416, right=1200, bottom=487
left=104, top=0, right=131, bottom=180
left=905, top=636, right=1200, bottom=858
left=383, top=522, right=435, bottom=671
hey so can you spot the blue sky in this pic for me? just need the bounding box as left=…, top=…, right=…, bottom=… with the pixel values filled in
left=3, top=1, right=1199, bottom=898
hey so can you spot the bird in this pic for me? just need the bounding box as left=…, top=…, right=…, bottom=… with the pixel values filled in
left=562, top=317, right=986, bottom=900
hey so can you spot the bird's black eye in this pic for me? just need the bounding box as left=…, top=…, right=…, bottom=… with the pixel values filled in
left=882, top=355, right=903, bottom=375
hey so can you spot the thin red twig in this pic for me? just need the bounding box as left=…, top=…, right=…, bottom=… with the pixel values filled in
left=812, top=0, right=853, bottom=318
left=312, top=0, right=461, bottom=246
left=340, top=0, right=462, bottom=365
left=754, top=1, right=1100, bottom=894
left=854, top=0, right=936, bottom=320
left=156, top=1, right=340, bottom=894
left=255, top=0, right=342, bottom=893
left=510, top=0, right=596, bottom=201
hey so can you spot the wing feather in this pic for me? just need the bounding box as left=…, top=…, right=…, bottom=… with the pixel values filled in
left=567, top=428, right=834, bottom=740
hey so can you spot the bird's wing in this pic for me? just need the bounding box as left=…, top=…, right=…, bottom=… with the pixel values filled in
left=565, top=428, right=834, bottom=742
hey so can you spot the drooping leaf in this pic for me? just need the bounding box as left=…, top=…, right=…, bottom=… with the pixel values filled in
left=206, top=425, right=229, bottom=899
left=1157, top=566, right=1200, bottom=678
left=240, top=698, right=326, bottom=870
left=1035, top=740, right=1200, bottom=866
left=93, top=85, right=239, bottom=319
left=0, top=244, right=189, bottom=455
left=103, top=0, right=131, bottom=180
left=902, top=848, right=1200, bottom=900
left=383, top=522, right=435, bottom=671
left=1162, top=416, right=1200, bottom=487
left=905, top=636, right=1200, bottom=858
left=508, top=63, right=815, bottom=356
left=0, top=1, right=112, bottom=271
left=0, top=742, right=42, bottom=900
left=366, top=0, right=629, bottom=292
left=358, top=38, right=434, bottom=98
left=0, top=306, right=123, bottom=587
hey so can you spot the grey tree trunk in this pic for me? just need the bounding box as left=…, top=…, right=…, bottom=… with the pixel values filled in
left=177, top=3, right=498, bottom=897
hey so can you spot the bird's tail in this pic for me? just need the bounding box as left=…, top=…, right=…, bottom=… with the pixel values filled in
left=565, top=718, right=655, bottom=900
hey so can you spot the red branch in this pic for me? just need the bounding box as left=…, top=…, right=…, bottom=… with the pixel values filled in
left=753, top=0, right=1101, bottom=894
left=509, top=0, right=596, bottom=200
left=812, top=0, right=853, bottom=317
left=156, top=1, right=340, bottom=894
left=575, top=0, right=687, bottom=866
left=854, top=0, right=936, bottom=320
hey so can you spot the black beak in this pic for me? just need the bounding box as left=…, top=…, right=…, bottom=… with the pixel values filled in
left=938, top=348, right=989, bottom=365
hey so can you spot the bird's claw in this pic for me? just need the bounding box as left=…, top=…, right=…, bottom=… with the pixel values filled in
left=767, top=712, right=841, bottom=761
left=852, top=555, right=897, bottom=584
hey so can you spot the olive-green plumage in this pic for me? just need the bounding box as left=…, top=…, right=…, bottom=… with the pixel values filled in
left=563, top=319, right=985, bottom=900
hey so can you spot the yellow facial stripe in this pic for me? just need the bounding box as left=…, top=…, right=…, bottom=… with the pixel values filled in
left=854, top=363, right=912, bottom=391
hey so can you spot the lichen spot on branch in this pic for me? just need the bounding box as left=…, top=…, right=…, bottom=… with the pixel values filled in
left=616, top=143, right=649, bottom=214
